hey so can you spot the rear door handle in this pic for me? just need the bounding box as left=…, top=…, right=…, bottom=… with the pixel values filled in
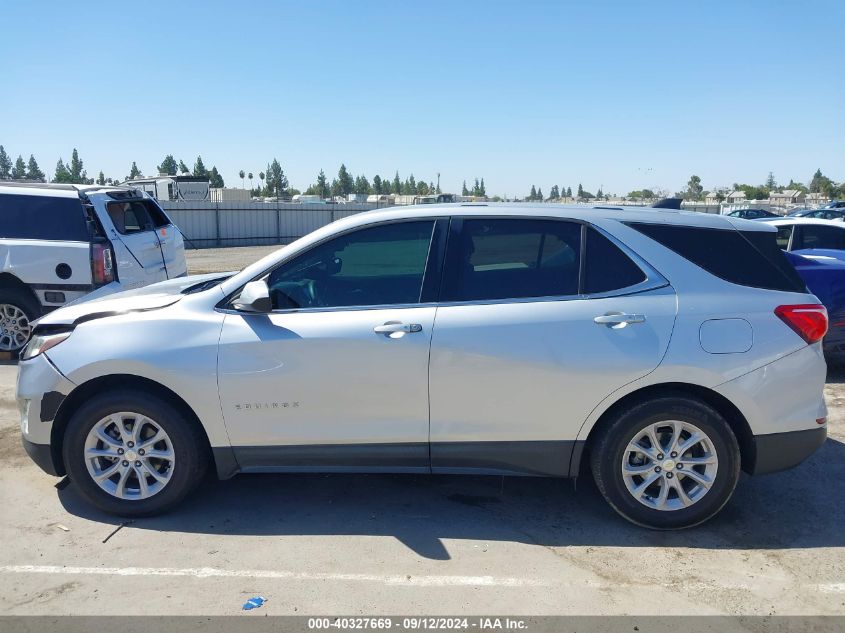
left=593, top=312, right=646, bottom=328
left=374, top=322, right=423, bottom=334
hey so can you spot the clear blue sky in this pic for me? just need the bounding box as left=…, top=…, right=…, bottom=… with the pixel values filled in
left=1, top=0, right=843, bottom=197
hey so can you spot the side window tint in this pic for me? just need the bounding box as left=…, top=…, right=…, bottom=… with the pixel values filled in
left=0, top=193, right=89, bottom=241
left=267, top=221, right=434, bottom=309
left=776, top=226, right=792, bottom=249
left=442, top=219, right=581, bottom=302
left=584, top=228, right=646, bottom=294
left=799, top=226, right=845, bottom=250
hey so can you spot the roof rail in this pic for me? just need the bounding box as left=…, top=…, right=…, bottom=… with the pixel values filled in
left=0, top=181, right=79, bottom=191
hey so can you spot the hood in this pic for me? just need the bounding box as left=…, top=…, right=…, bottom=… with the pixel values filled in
left=35, top=272, right=231, bottom=327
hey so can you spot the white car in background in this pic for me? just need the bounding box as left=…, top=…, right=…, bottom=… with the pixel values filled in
left=17, top=204, right=828, bottom=529
left=768, top=217, right=845, bottom=262
left=0, top=183, right=187, bottom=353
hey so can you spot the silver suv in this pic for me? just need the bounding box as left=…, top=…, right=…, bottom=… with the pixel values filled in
left=17, top=204, right=828, bottom=528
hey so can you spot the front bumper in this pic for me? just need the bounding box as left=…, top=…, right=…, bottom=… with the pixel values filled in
left=751, top=426, right=827, bottom=475
left=22, top=437, right=61, bottom=476
left=17, top=352, right=76, bottom=474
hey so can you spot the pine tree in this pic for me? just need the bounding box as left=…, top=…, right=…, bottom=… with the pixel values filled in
left=193, top=156, right=208, bottom=177
left=480, top=178, right=486, bottom=197
left=392, top=171, right=401, bottom=195
left=178, top=160, right=190, bottom=174
left=11, top=155, right=26, bottom=180
left=265, top=159, right=288, bottom=197
left=68, top=149, right=86, bottom=184
left=529, top=185, right=537, bottom=200
left=210, top=166, right=224, bottom=188
left=766, top=171, right=777, bottom=190
left=566, top=186, right=572, bottom=197
left=53, top=158, right=71, bottom=183
left=316, top=169, right=329, bottom=198
left=337, top=164, right=353, bottom=195
left=537, top=187, right=544, bottom=200
left=0, top=146, right=11, bottom=180
left=577, top=184, right=584, bottom=199
left=96, top=171, right=106, bottom=186
left=158, top=154, right=178, bottom=176
left=128, top=161, right=142, bottom=179
left=372, top=174, right=383, bottom=195
left=462, top=180, right=469, bottom=196
left=25, top=155, right=45, bottom=181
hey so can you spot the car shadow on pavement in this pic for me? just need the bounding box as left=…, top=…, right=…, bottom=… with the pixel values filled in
left=57, top=435, right=845, bottom=560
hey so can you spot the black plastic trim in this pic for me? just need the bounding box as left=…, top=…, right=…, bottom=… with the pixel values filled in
left=22, top=437, right=60, bottom=476
left=431, top=440, right=580, bottom=477
left=751, top=426, right=826, bottom=475
left=233, top=442, right=429, bottom=473
left=39, top=391, right=65, bottom=423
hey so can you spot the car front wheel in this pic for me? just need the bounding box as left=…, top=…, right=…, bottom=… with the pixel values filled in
left=590, top=396, right=741, bottom=529
left=63, top=390, right=208, bottom=516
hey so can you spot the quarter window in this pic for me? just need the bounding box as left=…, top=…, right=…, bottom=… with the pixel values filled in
left=441, top=219, right=581, bottom=301
left=583, top=228, right=647, bottom=293
left=267, top=221, right=435, bottom=309
left=0, top=193, right=89, bottom=241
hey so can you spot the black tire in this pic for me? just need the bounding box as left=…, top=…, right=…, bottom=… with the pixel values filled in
left=0, top=286, right=41, bottom=354
left=590, top=396, right=741, bottom=530
left=62, top=390, right=208, bottom=517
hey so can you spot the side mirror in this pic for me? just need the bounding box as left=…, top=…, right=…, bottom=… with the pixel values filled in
left=232, top=280, right=272, bottom=313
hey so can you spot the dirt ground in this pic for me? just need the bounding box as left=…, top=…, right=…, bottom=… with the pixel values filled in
left=0, top=246, right=842, bottom=615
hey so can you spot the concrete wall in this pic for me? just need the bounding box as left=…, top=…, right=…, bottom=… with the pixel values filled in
left=159, top=201, right=379, bottom=248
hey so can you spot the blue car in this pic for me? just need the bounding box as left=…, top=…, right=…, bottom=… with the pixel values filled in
left=784, top=250, right=845, bottom=364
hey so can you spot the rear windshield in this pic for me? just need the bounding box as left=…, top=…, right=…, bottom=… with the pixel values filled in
left=106, top=199, right=171, bottom=234
left=0, top=193, right=90, bottom=241
left=627, top=222, right=806, bottom=293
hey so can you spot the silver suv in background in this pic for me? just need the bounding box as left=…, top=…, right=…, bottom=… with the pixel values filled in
left=17, top=204, right=828, bottom=528
left=0, top=183, right=187, bottom=353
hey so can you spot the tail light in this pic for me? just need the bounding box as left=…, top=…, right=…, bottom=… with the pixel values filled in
left=775, top=304, right=828, bottom=344
left=92, top=242, right=115, bottom=286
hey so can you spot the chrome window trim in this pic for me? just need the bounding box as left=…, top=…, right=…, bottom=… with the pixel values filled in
left=217, top=215, right=670, bottom=316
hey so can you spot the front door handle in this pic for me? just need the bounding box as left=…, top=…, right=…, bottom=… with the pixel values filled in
left=593, top=312, right=646, bottom=328
left=373, top=322, right=423, bottom=334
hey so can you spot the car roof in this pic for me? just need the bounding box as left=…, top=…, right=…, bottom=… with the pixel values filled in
left=344, top=203, right=774, bottom=232
left=0, top=181, right=143, bottom=199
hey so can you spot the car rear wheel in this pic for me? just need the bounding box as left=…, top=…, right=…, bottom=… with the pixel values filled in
left=63, top=390, right=208, bottom=516
left=590, top=396, right=741, bottom=529
left=0, top=288, right=40, bottom=354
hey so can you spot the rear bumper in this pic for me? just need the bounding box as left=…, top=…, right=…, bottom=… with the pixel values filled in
left=751, top=426, right=827, bottom=475
left=22, top=437, right=60, bottom=476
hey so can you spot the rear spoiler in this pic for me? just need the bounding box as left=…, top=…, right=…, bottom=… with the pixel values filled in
left=652, top=197, right=683, bottom=210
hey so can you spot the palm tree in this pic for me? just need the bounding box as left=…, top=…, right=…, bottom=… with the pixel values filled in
left=239, top=169, right=245, bottom=189
left=248, top=172, right=253, bottom=193
left=259, top=172, right=265, bottom=195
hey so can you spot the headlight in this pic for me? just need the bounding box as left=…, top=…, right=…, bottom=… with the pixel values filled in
left=21, top=331, right=72, bottom=360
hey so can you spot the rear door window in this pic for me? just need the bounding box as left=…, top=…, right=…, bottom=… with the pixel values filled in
left=0, top=193, right=89, bottom=241
left=442, top=219, right=581, bottom=301
left=776, top=225, right=793, bottom=249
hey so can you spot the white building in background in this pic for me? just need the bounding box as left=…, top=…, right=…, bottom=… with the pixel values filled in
left=725, top=190, right=747, bottom=204
left=769, top=189, right=806, bottom=207
left=121, top=174, right=210, bottom=201
left=291, top=194, right=326, bottom=204
left=209, top=187, right=251, bottom=202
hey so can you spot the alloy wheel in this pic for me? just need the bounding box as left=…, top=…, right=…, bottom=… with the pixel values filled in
left=83, top=412, right=176, bottom=500
left=0, top=303, right=31, bottom=352
left=621, top=420, right=719, bottom=511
